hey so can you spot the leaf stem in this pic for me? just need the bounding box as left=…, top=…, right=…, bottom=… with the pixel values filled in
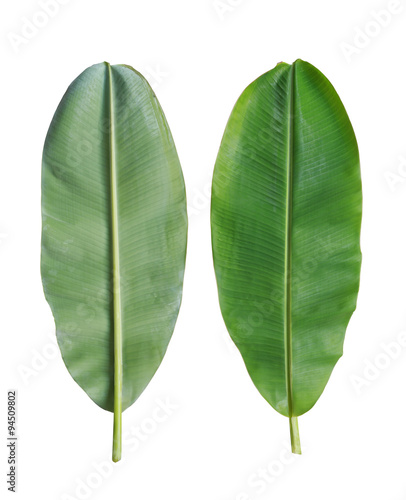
left=289, top=416, right=301, bottom=454
left=113, top=396, right=122, bottom=462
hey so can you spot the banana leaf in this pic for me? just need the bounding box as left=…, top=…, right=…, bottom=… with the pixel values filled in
left=211, top=59, right=361, bottom=453
left=41, top=62, right=187, bottom=461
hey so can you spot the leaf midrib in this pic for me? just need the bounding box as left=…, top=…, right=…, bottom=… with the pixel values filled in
left=107, top=63, right=123, bottom=461
left=284, top=63, right=295, bottom=419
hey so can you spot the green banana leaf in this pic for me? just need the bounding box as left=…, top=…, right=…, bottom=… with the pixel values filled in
left=211, top=59, right=361, bottom=453
left=41, top=62, right=187, bottom=461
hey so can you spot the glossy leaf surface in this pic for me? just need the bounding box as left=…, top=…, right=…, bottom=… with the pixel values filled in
left=211, top=60, right=361, bottom=452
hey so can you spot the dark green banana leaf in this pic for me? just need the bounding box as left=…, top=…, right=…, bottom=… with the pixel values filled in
left=211, top=59, right=361, bottom=453
left=41, top=62, right=187, bottom=461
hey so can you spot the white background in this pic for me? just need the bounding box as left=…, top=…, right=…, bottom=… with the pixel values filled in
left=1, top=0, right=406, bottom=499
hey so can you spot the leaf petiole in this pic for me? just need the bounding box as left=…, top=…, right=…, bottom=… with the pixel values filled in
left=289, top=416, right=301, bottom=454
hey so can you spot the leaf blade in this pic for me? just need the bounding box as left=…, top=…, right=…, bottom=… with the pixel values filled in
left=41, top=63, right=187, bottom=459
left=211, top=60, right=361, bottom=443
